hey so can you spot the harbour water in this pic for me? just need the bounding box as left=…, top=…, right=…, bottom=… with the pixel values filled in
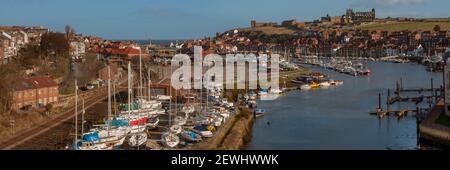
left=248, top=62, right=443, bottom=150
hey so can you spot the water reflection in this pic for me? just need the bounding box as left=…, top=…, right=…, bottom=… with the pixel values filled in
left=248, top=62, right=442, bottom=150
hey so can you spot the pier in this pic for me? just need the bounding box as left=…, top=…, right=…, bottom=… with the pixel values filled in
left=370, top=78, right=442, bottom=119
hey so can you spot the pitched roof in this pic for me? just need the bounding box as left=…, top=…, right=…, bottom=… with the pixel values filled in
left=16, top=76, right=58, bottom=91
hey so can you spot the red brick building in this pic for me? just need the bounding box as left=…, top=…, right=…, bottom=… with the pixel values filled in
left=12, top=76, right=59, bottom=110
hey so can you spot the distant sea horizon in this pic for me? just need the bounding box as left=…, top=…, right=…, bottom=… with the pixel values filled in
left=116, top=40, right=190, bottom=46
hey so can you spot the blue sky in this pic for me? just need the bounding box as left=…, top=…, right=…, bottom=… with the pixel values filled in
left=1, top=0, right=449, bottom=40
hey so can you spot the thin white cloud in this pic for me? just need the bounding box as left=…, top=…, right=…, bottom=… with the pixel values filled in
left=377, top=0, right=424, bottom=5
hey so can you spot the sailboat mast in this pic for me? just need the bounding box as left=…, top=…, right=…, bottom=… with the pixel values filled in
left=81, top=98, right=84, bottom=137
left=107, top=65, right=111, bottom=137
left=139, top=48, right=143, bottom=98
left=113, top=80, right=117, bottom=118
left=148, top=66, right=151, bottom=100
left=74, top=79, right=78, bottom=147
left=169, top=65, right=172, bottom=127
left=128, top=62, right=132, bottom=116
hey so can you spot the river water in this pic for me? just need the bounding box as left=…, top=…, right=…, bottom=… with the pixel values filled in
left=248, top=62, right=443, bottom=150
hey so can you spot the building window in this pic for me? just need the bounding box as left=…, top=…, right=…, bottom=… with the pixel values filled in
left=54, top=97, right=57, bottom=102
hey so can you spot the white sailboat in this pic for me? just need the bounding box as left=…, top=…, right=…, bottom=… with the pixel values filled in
left=161, top=61, right=179, bottom=148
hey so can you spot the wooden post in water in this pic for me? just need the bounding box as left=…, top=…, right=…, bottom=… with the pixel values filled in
left=416, top=106, right=421, bottom=149
left=387, top=88, right=391, bottom=111
left=431, top=78, right=434, bottom=93
left=378, top=93, right=382, bottom=111
left=400, top=77, right=403, bottom=90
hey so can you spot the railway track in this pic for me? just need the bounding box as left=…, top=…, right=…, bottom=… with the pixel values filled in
left=0, top=84, right=126, bottom=150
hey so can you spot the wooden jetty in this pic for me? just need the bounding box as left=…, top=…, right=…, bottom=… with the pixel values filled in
left=369, top=109, right=414, bottom=118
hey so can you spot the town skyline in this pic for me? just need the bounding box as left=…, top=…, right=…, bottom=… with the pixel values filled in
left=1, top=0, right=449, bottom=40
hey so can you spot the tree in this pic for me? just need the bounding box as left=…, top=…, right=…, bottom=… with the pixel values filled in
left=65, top=25, right=76, bottom=40
left=433, top=25, right=441, bottom=32
left=17, top=44, right=41, bottom=69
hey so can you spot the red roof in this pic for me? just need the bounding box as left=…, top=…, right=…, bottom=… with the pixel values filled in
left=17, top=76, right=58, bottom=90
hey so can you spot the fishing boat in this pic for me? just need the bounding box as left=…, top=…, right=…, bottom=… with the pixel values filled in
left=161, top=132, right=180, bottom=148
left=128, top=132, right=148, bottom=147
left=181, top=131, right=203, bottom=142
left=191, top=125, right=213, bottom=138
left=254, top=109, right=266, bottom=118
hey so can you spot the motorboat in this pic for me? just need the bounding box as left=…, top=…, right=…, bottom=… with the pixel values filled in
left=192, top=125, right=214, bottom=138
left=181, top=131, right=202, bottom=142
left=300, top=84, right=311, bottom=90
left=319, top=81, right=331, bottom=87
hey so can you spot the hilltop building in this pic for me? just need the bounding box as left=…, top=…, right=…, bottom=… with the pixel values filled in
left=281, top=20, right=306, bottom=29
left=344, top=8, right=376, bottom=24
left=251, top=20, right=278, bottom=28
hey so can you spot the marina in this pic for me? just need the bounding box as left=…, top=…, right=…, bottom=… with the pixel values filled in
left=248, top=61, right=443, bottom=150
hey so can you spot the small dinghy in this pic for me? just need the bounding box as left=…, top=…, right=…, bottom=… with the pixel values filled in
left=146, top=116, right=159, bottom=129
left=319, top=81, right=331, bottom=87
left=161, top=132, right=180, bottom=148
left=300, top=84, right=311, bottom=90
left=254, top=109, right=266, bottom=118
left=182, top=105, right=195, bottom=114
left=170, top=125, right=182, bottom=134
left=191, top=125, right=213, bottom=138
left=174, top=116, right=187, bottom=126
left=128, top=132, right=148, bottom=147
left=181, top=131, right=202, bottom=142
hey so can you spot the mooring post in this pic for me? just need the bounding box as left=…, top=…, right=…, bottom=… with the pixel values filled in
left=428, top=96, right=432, bottom=110
left=416, top=106, right=421, bottom=150
left=378, top=93, right=382, bottom=111
left=431, top=78, right=434, bottom=92
left=387, top=88, right=391, bottom=111
left=400, top=77, right=403, bottom=90
left=387, top=88, right=391, bottom=103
